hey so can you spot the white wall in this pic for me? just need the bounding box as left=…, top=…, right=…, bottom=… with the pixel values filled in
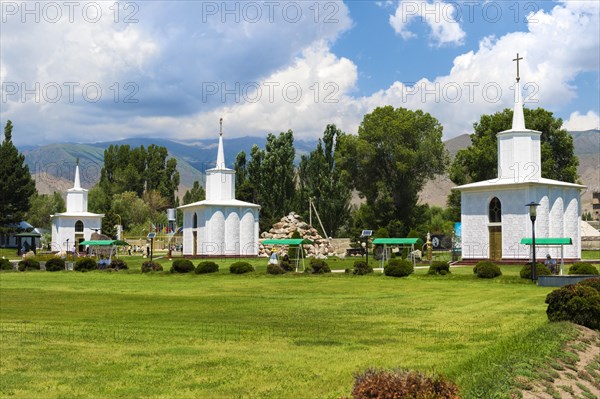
left=51, top=216, right=102, bottom=252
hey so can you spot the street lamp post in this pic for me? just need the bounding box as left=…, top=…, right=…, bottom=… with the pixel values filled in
left=526, top=202, right=540, bottom=283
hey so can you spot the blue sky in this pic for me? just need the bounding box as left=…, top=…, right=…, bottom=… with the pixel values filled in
left=1, top=1, right=598, bottom=146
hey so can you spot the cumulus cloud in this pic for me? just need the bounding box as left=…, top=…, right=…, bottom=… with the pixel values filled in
left=389, top=0, right=466, bottom=46
left=563, top=111, right=600, bottom=131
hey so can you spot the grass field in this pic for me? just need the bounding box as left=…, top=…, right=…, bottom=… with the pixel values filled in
left=0, top=259, right=582, bottom=399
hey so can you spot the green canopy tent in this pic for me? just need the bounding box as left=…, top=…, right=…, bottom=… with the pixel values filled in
left=79, top=240, right=130, bottom=263
left=261, top=238, right=314, bottom=272
left=372, top=238, right=425, bottom=269
left=520, top=237, right=572, bottom=275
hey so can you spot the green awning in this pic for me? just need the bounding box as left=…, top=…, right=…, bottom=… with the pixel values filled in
left=520, top=238, right=572, bottom=245
left=79, top=240, right=130, bottom=246
left=372, top=238, right=424, bottom=246
left=261, top=238, right=314, bottom=245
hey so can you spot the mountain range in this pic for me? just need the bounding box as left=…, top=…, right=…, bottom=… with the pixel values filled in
left=21, top=130, right=599, bottom=214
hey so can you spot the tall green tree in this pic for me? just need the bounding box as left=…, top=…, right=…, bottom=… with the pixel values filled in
left=182, top=181, right=206, bottom=205
left=0, top=120, right=37, bottom=233
left=298, top=124, right=351, bottom=237
left=233, top=151, right=254, bottom=202
left=27, top=192, right=65, bottom=229
left=338, top=106, right=448, bottom=232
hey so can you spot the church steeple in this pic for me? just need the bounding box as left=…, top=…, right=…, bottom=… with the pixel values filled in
left=512, top=53, right=526, bottom=130
left=205, top=118, right=236, bottom=201
left=73, top=158, right=81, bottom=189
left=216, top=117, right=225, bottom=169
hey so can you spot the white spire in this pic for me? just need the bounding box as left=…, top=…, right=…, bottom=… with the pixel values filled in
left=216, top=117, right=225, bottom=169
left=512, top=79, right=526, bottom=130
left=73, top=160, right=81, bottom=189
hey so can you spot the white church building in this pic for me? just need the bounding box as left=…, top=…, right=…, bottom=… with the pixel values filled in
left=453, top=62, right=585, bottom=262
left=51, top=162, right=104, bottom=253
left=178, top=120, right=260, bottom=257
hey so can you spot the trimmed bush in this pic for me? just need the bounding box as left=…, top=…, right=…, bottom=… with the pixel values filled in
left=0, top=258, right=13, bottom=271
left=428, top=261, right=450, bottom=275
left=109, top=259, right=128, bottom=270
left=520, top=263, right=552, bottom=279
left=141, top=261, right=163, bottom=273
left=267, top=263, right=286, bottom=275
left=279, top=260, right=295, bottom=272
left=568, top=262, right=599, bottom=275
left=170, top=259, right=195, bottom=273
left=353, top=260, right=373, bottom=275
left=230, top=262, right=254, bottom=274
left=18, top=259, right=41, bottom=271
left=545, top=284, right=600, bottom=330
left=351, top=368, right=460, bottom=399
left=307, top=258, right=331, bottom=274
left=195, top=261, right=219, bottom=274
left=45, top=258, right=65, bottom=272
left=473, top=261, right=501, bottom=279
left=74, top=258, right=96, bottom=272
left=384, top=259, right=413, bottom=277
left=578, top=277, right=600, bottom=293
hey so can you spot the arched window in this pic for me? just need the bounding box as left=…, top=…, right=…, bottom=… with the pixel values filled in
left=193, top=213, right=198, bottom=229
left=75, top=220, right=84, bottom=232
left=488, top=197, right=501, bottom=223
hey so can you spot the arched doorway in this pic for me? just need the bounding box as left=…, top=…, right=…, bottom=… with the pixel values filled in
left=488, top=197, right=502, bottom=260
left=75, top=220, right=85, bottom=253
left=192, top=213, right=198, bottom=256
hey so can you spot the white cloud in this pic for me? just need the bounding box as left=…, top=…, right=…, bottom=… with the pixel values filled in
left=389, top=0, right=466, bottom=46
left=563, top=111, right=600, bottom=131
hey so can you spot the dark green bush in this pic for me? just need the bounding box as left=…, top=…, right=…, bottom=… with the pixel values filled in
left=170, top=259, right=195, bottom=273
left=279, top=259, right=295, bottom=272
left=353, top=260, right=373, bottom=275
left=520, top=263, right=552, bottom=279
left=18, top=259, right=41, bottom=271
left=45, top=258, right=65, bottom=272
left=568, top=262, right=599, bottom=275
left=267, top=263, right=286, bottom=275
left=473, top=261, right=501, bottom=279
left=307, top=258, right=331, bottom=274
left=578, top=277, right=600, bottom=293
left=230, top=262, right=254, bottom=274
left=74, top=258, right=96, bottom=272
left=141, top=261, right=163, bottom=273
left=0, top=258, right=13, bottom=270
left=351, top=368, right=460, bottom=399
left=384, top=259, right=413, bottom=277
left=545, top=284, right=600, bottom=330
left=109, top=259, right=128, bottom=270
left=195, top=261, right=219, bottom=274
left=428, top=261, right=450, bottom=275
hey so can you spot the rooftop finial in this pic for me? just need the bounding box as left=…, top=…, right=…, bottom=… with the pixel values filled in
left=513, top=53, right=523, bottom=82
left=219, top=117, right=223, bottom=137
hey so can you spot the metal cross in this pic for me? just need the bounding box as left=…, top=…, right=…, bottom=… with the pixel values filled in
left=513, top=53, right=523, bottom=82
left=219, top=117, right=223, bottom=136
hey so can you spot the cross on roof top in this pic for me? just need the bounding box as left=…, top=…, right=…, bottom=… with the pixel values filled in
left=219, top=117, right=223, bottom=136
left=513, top=53, right=523, bottom=82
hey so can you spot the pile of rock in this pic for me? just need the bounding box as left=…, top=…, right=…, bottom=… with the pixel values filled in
left=259, top=212, right=335, bottom=258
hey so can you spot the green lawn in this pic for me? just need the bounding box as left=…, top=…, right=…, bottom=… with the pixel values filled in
left=0, top=262, right=579, bottom=398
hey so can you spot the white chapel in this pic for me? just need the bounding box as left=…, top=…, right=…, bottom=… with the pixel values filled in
left=453, top=56, right=585, bottom=261
left=51, top=162, right=104, bottom=253
left=178, top=119, right=260, bottom=257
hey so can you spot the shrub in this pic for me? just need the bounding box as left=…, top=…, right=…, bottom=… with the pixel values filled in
left=428, top=261, right=450, bottom=275
left=384, top=259, right=413, bottom=277
left=170, top=259, right=195, bottom=273
left=141, top=261, right=163, bottom=273
left=568, top=262, right=599, bottom=275
left=279, top=259, right=295, bottom=272
left=267, top=263, right=286, bottom=275
left=74, top=258, right=96, bottom=272
left=0, top=258, right=13, bottom=271
left=45, top=258, right=65, bottom=272
left=307, top=258, right=331, bottom=274
left=108, top=259, right=128, bottom=270
left=18, top=259, right=41, bottom=271
left=545, top=284, right=600, bottom=330
left=230, top=262, right=254, bottom=274
left=578, top=277, right=600, bottom=293
left=473, top=261, right=501, bottom=279
left=351, top=368, right=460, bottom=399
left=195, top=261, right=219, bottom=274
left=520, top=263, right=552, bottom=279
left=353, top=260, right=373, bottom=275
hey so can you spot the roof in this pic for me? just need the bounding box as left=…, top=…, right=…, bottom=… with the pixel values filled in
left=79, top=240, right=130, bottom=246
left=262, top=238, right=314, bottom=245
left=453, top=177, right=586, bottom=191
left=15, top=232, right=41, bottom=237
left=372, top=238, right=424, bottom=245
left=51, top=212, right=105, bottom=218
left=178, top=199, right=260, bottom=209
left=520, top=238, right=573, bottom=245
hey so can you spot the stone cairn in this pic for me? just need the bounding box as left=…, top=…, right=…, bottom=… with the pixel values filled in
left=259, top=212, right=335, bottom=258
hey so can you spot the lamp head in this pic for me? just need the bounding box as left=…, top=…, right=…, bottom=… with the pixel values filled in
left=525, top=201, right=540, bottom=218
